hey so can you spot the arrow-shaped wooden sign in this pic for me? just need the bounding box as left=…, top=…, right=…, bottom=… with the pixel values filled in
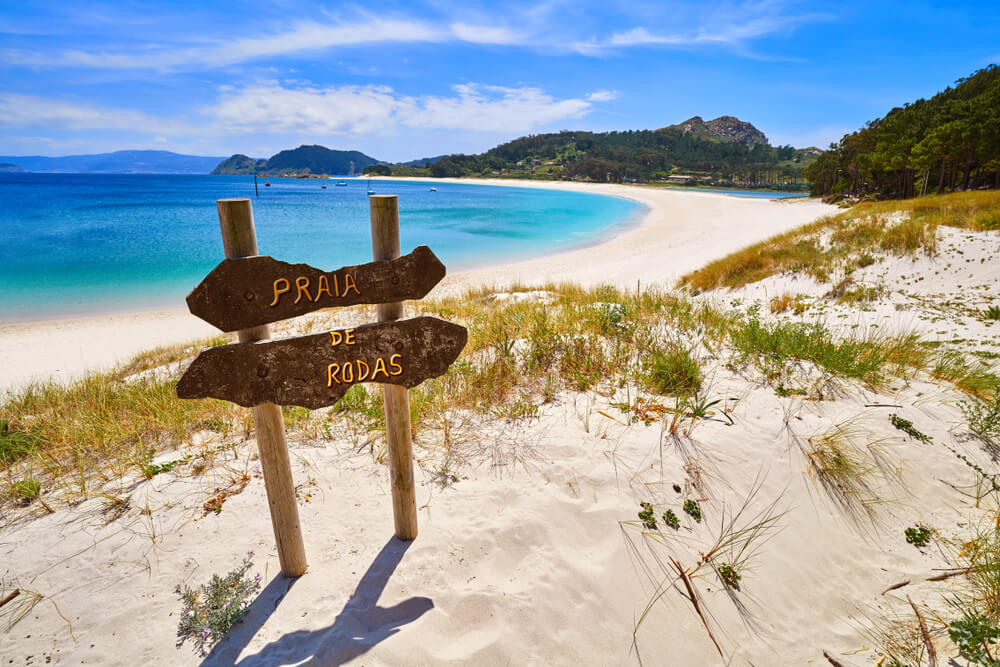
left=177, top=315, right=467, bottom=409
left=186, top=245, right=446, bottom=332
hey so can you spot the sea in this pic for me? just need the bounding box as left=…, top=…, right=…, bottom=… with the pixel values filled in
left=0, top=174, right=649, bottom=323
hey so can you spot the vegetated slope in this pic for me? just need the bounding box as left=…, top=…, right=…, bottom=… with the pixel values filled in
left=368, top=116, right=814, bottom=187
left=210, top=154, right=266, bottom=175
left=678, top=189, right=1000, bottom=291
left=805, top=64, right=1000, bottom=198
left=211, top=145, right=380, bottom=176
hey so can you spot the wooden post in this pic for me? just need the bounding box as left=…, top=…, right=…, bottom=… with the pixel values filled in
left=216, top=198, right=308, bottom=577
left=369, top=195, right=418, bottom=540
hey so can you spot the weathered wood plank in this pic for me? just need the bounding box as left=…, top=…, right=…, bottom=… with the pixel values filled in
left=186, top=245, right=446, bottom=332
left=176, top=316, right=467, bottom=409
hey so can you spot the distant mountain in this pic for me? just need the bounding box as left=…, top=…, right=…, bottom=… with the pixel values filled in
left=401, top=155, right=449, bottom=168
left=212, top=145, right=380, bottom=176
left=0, top=150, right=227, bottom=174
left=0, top=163, right=26, bottom=172
left=665, top=116, right=768, bottom=146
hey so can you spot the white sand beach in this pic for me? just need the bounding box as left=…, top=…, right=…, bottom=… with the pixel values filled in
left=4, top=181, right=998, bottom=666
left=0, top=182, right=833, bottom=393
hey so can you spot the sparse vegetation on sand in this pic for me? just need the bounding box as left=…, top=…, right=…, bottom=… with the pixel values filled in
left=175, top=552, right=262, bottom=656
left=678, top=190, right=1000, bottom=290
left=1, top=275, right=987, bottom=512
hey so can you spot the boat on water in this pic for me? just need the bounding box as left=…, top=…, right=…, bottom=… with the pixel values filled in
left=335, top=181, right=347, bottom=186
left=367, top=178, right=375, bottom=195
left=430, top=187, right=437, bottom=192
left=321, top=184, right=327, bottom=189
left=264, top=181, right=271, bottom=187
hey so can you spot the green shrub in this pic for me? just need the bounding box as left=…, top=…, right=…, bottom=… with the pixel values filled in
left=176, top=553, right=262, bottom=656
left=9, top=478, right=41, bottom=504
left=716, top=562, right=741, bottom=588
left=662, top=509, right=680, bottom=529
left=646, top=345, right=702, bottom=396
left=948, top=614, right=1000, bottom=666
left=637, top=502, right=657, bottom=529
left=905, top=525, right=931, bottom=548
left=0, top=418, right=41, bottom=466
left=889, top=413, right=931, bottom=443
left=683, top=499, right=702, bottom=522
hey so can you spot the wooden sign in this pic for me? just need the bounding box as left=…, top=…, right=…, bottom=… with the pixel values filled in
left=177, top=316, right=467, bottom=409
left=186, top=245, right=446, bottom=332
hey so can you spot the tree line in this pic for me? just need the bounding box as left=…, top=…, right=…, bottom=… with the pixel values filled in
left=366, top=127, right=811, bottom=187
left=804, top=65, right=1000, bottom=198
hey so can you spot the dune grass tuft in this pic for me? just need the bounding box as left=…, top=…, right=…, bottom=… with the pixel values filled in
left=679, top=190, right=1000, bottom=290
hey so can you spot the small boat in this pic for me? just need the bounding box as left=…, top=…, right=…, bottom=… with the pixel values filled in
left=264, top=181, right=271, bottom=187
left=430, top=186, right=437, bottom=192
left=335, top=181, right=347, bottom=186
left=321, top=184, right=327, bottom=189
left=367, top=178, right=375, bottom=195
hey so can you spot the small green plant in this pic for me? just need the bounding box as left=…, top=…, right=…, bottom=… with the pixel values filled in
left=638, top=502, right=657, bottom=529
left=597, top=302, right=629, bottom=334
left=716, top=562, right=741, bottom=588
left=948, top=614, right=1000, bottom=666
left=0, top=418, right=41, bottom=466
left=646, top=344, right=702, bottom=396
left=904, top=525, right=931, bottom=548
left=983, top=305, right=1000, bottom=321
left=889, top=413, right=931, bottom=443
left=176, top=552, right=262, bottom=656
left=662, top=508, right=680, bottom=529
left=683, top=499, right=702, bottom=522
left=679, top=393, right=735, bottom=425
left=9, top=478, right=41, bottom=504
left=963, top=390, right=1000, bottom=443
left=775, top=384, right=808, bottom=397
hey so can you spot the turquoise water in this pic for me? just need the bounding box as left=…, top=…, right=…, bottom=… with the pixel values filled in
left=0, top=174, right=643, bottom=322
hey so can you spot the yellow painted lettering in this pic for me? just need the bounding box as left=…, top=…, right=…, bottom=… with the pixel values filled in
left=329, top=330, right=343, bottom=346
left=316, top=274, right=334, bottom=299
left=371, top=356, right=389, bottom=380
left=294, top=276, right=312, bottom=304
left=342, top=362, right=354, bottom=383
left=270, top=278, right=291, bottom=307
left=355, top=360, right=370, bottom=382
left=344, top=328, right=356, bottom=345
left=389, top=354, right=403, bottom=376
left=326, top=363, right=341, bottom=386
left=343, top=273, right=360, bottom=296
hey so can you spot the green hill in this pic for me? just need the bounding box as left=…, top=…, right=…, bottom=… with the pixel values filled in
left=210, top=154, right=266, bottom=175
left=212, top=145, right=380, bottom=176
left=365, top=116, right=812, bottom=188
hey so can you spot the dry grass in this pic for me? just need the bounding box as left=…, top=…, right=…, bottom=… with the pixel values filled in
left=679, top=190, right=1000, bottom=290
left=0, top=280, right=955, bottom=515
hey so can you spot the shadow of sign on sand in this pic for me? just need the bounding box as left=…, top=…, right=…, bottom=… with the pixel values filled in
left=201, top=538, right=432, bottom=666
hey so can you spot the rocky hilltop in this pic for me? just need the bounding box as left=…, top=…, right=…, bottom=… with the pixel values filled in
left=667, top=115, right=768, bottom=146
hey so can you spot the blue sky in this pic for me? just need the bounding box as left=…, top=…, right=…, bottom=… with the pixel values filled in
left=1, top=1, right=998, bottom=161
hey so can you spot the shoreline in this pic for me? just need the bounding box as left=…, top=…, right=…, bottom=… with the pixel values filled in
left=0, top=181, right=837, bottom=392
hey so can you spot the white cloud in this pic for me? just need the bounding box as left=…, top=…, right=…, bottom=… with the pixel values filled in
left=586, top=89, right=619, bottom=102
left=0, top=93, right=160, bottom=130
left=4, top=18, right=528, bottom=70
left=206, top=82, right=593, bottom=135
left=449, top=22, right=524, bottom=45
